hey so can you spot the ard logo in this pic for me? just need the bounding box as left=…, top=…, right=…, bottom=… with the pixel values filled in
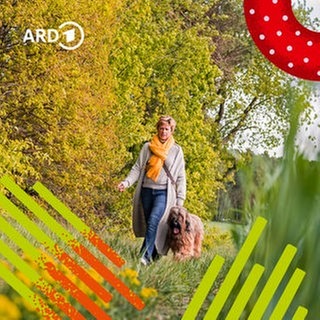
left=23, top=21, right=84, bottom=51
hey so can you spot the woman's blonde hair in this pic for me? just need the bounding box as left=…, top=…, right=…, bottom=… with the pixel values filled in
left=156, top=115, right=176, bottom=132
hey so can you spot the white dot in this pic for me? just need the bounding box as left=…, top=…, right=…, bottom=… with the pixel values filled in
left=317, top=71, right=320, bottom=76
left=307, top=41, right=313, bottom=46
left=276, top=30, right=282, bottom=36
left=269, top=49, right=275, bottom=55
left=259, top=34, right=266, bottom=40
left=283, top=15, right=289, bottom=21
left=304, top=57, right=309, bottom=63
left=249, top=9, right=255, bottom=15
left=272, top=0, right=278, bottom=3
left=295, top=30, right=301, bottom=36
left=264, top=16, right=270, bottom=22
left=288, top=62, right=294, bottom=68
left=287, top=45, right=293, bottom=51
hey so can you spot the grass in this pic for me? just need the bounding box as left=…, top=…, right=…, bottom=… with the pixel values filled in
left=104, top=222, right=237, bottom=319
left=238, top=153, right=320, bottom=320
left=2, top=153, right=319, bottom=319
left=0, top=219, right=236, bottom=320
left=2, top=150, right=319, bottom=320
left=2, top=149, right=319, bottom=320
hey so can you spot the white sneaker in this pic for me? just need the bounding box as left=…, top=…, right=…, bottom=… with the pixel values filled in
left=140, top=257, right=149, bottom=266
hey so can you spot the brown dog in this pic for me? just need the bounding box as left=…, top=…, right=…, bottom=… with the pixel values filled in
left=166, top=206, right=204, bottom=261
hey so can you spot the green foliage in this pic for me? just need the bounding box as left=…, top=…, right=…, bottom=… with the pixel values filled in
left=1, top=1, right=318, bottom=319
left=109, top=0, right=230, bottom=219
left=209, top=0, right=312, bottom=155
left=232, top=101, right=320, bottom=319
left=0, top=0, right=314, bottom=228
left=0, top=0, right=126, bottom=228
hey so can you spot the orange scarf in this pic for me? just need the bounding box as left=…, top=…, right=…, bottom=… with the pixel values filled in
left=146, top=135, right=174, bottom=182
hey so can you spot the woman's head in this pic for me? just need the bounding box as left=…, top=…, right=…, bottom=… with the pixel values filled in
left=156, top=115, right=176, bottom=142
left=156, top=115, right=176, bottom=132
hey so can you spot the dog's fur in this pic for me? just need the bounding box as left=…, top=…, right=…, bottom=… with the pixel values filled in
left=166, top=206, right=204, bottom=261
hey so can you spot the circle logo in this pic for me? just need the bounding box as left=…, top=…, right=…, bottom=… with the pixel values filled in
left=58, top=21, right=85, bottom=51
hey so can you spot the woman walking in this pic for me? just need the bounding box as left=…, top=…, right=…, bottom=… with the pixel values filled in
left=118, top=116, right=186, bottom=265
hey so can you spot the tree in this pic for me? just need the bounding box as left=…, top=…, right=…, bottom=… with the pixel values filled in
left=0, top=0, right=127, bottom=228
left=205, top=0, right=312, bottom=155
left=109, top=0, right=232, bottom=218
left=0, top=0, right=313, bottom=228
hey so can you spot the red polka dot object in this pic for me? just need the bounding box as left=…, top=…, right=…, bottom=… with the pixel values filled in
left=244, top=0, right=320, bottom=81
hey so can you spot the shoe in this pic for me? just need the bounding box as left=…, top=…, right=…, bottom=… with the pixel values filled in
left=140, top=257, right=150, bottom=266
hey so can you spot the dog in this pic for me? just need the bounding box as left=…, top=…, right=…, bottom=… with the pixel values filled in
left=166, top=206, right=204, bottom=261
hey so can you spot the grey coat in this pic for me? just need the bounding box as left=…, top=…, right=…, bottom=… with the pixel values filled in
left=123, top=142, right=186, bottom=255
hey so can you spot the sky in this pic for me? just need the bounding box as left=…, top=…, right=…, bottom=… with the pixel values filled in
left=306, top=0, right=320, bottom=19
left=299, top=0, right=320, bottom=159
left=283, top=1, right=320, bottom=159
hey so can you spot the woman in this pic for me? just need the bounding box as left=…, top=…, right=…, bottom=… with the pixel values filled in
left=118, top=115, right=186, bottom=265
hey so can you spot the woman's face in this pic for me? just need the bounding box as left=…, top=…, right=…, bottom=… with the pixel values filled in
left=157, top=123, right=173, bottom=143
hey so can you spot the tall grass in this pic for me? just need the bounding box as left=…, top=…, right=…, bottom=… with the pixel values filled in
left=0, top=218, right=236, bottom=319
left=105, top=224, right=236, bottom=319
left=233, top=92, right=320, bottom=319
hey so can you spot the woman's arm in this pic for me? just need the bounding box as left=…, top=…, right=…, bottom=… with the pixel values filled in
left=118, top=143, right=149, bottom=190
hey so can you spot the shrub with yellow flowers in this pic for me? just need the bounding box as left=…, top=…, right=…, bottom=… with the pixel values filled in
left=0, top=255, right=159, bottom=319
left=119, top=268, right=141, bottom=287
left=0, top=294, right=21, bottom=320
left=140, top=287, right=158, bottom=300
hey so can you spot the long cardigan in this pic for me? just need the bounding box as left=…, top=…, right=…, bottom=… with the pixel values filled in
left=123, top=141, right=186, bottom=255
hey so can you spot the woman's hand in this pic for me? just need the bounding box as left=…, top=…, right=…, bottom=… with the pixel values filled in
left=117, top=182, right=126, bottom=192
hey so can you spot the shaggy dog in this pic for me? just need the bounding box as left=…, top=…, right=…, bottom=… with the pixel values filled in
left=166, top=206, right=204, bottom=261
